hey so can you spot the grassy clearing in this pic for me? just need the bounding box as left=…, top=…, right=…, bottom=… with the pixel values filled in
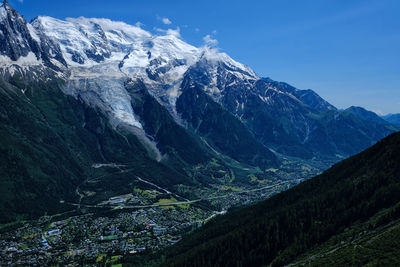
left=220, top=185, right=241, bottom=192
left=96, top=254, right=107, bottom=263
left=156, top=197, right=178, bottom=209
left=133, top=187, right=157, bottom=199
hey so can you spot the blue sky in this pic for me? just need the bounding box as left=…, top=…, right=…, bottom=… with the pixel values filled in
left=10, top=0, right=400, bottom=114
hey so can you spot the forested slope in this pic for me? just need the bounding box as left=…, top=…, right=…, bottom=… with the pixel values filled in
left=164, top=132, right=400, bottom=266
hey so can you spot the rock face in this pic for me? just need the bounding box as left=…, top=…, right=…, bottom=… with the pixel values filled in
left=0, top=1, right=65, bottom=70
left=0, top=0, right=397, bottom=164
left=0, top=1, right=40, bottom=61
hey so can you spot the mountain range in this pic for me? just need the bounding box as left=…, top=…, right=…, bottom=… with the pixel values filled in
left=0, top=0, right=398, bottom=223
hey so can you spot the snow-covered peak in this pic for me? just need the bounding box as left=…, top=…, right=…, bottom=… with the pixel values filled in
left=31, top=16, right=111, bottom=66
left=120, top=34, right=200, bottom=80
left=67, top=17, right=151, bottom=45
left=2, top=5, right=262, bottom=129
left=31, top=14, right=255, bottom=77
left=0, top=2, right=7, bottom=21
left=182, top=47, right=259, bottom=102
left=152, top=34, right=198, bottom=60
left=199, top=47, right=257, bottom=79
left=0, top=1, right=25, bottom=24
left=0, top=1, right=43, bottom=64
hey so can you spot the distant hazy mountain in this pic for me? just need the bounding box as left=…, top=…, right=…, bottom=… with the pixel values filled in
left=163, top=132, right=400, bottom=267
left=344, top=106, right=390, bottom=125
left=382, top=113, right=400, bottom=125
left=0, top=0, right=397, bottom=222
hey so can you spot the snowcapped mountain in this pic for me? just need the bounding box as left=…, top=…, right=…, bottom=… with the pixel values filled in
left=0, top=0, right=396, bottom=162
left=31, top=14, right=260, bottom=124
left=1, top=4, right=255, bottom=129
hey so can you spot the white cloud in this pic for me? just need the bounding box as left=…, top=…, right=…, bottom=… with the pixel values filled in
left=195, top=28, right=200, bottom=32
left=166, top=27, right=180, bottom=37
left=135, top=21, right=144, bottom=28
left=371, top=109, right=384, bottom=116
left=203, top=34, right=218, bottom=47
left=162, top=17, right=172, bottom=25
left=155, top=27, right=181, bottom=38
left=156, top=15, right=173, bottom=25
left=212, top=29, right=217, bottom=35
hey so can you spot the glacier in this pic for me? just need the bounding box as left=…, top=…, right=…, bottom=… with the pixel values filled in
left=19, top=13, right=256, bottom=129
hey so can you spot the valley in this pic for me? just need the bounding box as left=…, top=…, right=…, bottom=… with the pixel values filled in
left=0, top=157, right=315, bottom=266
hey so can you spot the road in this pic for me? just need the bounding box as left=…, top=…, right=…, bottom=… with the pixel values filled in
left=67, top=179, right=287, bottom=210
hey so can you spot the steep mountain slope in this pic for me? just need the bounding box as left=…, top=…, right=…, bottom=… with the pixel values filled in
left=290, top=205, right=400, bottom=266
left=260, top=78, right=337, bottom=111
left=177, top=77, right=278, bottom=169
left=184, top=57, right=395, bottom=158
left=0, top=74, right=195, bottom=223
left=126, top=79, right=211, bottom=169
left=163, top=131, right=400, bottom=267
left=220, top=78, right=395, bottom=158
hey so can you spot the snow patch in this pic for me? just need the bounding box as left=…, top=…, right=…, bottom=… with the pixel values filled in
left=27, top=24, right=41, bottom=44
left=0, top=52, right=41, bottom=66
left=0, top=3, right=7, bottom=21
